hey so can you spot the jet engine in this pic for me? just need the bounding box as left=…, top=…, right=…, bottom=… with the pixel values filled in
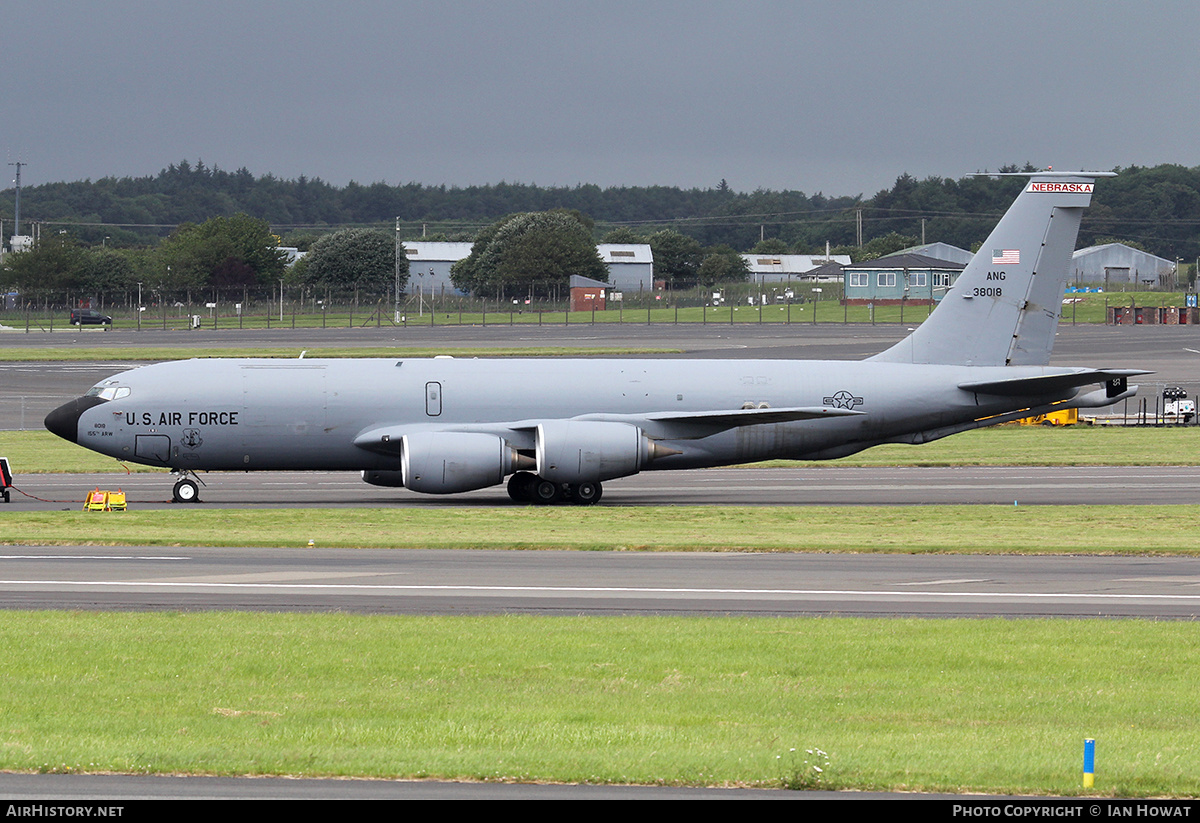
left=397, top=431, right=525, bottom=494
left=360, top=470, right=407, bottom=487
left=535, top=420, right=671, bottom=484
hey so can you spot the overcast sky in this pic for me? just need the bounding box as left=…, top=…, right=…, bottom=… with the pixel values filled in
left=4, top=0, right=1198, bottom=199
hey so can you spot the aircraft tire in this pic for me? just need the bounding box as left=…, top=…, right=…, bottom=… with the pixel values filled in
left=172, top=478, right=200, bottom=503
left=532, top=478, right=563, bottom=505
left=507, top=472, right=537, bottom=503
left=569, top=481, right=602, bottom=505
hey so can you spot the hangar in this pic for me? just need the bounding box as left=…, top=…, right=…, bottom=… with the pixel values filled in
left=741, top=253, right=852, bottom=284
left=400, top=242, right=654, bottom=296
left=402, top=241, right=473, bottom=296
left=1070, top=244, right=1177, bottom=289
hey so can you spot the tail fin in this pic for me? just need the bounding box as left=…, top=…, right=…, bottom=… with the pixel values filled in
left=869, top=172, right=1112, bottom=367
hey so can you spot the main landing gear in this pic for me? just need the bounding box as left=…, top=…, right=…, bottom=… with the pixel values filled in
left=506, top=471, right=603, bottom=506
left=171, top=470, right=205, bottom=503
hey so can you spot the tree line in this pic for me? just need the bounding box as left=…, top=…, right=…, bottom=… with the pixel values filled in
left=6, top=161, right=1200, bottom=260
left=6, top=162, right=1200, bottom=307
left=0, top=216, right=408, bottom=309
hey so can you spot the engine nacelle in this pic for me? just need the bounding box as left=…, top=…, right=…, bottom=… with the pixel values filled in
left=401, top=431, right=521, bottom=494
left=536, top=420, right=658, bottom=484
left=361, top=470, right=406, bottom=487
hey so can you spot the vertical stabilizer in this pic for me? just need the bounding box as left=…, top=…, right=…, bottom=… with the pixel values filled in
left=869, top=172, right=1110, bottom=367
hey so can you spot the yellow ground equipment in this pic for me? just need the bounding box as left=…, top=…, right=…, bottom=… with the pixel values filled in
left=83, top=489, right=127, bottom=511
left=1019, top=408, right=1078, bottom=427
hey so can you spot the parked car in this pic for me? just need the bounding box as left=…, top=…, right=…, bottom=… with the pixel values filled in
left=70, top=309, right=113, bottom=326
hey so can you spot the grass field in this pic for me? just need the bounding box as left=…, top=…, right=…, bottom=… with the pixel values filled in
left=1, top=504, right=1197, bottom=553
left=5, top=393, right=1199, bottom=794
left=2, top=288, right=1186, bottom=330
left=3, top=611, right=1196, bottom=795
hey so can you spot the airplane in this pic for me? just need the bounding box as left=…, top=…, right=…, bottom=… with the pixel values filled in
left=45, top=171, right=1146, bottom=505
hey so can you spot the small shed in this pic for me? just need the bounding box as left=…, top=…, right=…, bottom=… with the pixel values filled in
left=569, top=275, right=608, bottom=312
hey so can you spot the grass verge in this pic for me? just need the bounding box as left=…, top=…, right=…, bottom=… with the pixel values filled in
left=1, top=611, right=1195, bottom=795
left=2, top=505, right=1198, bottom=553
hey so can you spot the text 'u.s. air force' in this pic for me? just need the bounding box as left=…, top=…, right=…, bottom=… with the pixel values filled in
left=126, top=411, right=239, bottom=426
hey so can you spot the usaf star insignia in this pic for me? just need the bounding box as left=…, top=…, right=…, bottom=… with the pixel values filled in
left=823, top=390, right=864, bottom=410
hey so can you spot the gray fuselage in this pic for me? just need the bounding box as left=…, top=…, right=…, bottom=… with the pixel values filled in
left=63, top=355, right=1085, bottom=473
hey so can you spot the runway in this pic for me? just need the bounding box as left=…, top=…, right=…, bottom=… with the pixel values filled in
left=4, top=324, right=1199, bottom=622
left=3, top=546, right=1199, bottom=619
left=10, top=464, right=1200, bottom=508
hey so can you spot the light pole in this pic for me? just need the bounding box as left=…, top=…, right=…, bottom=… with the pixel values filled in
left=394, top=217, right=402, bottom=324
left=137, top=282, right=142, bottom=332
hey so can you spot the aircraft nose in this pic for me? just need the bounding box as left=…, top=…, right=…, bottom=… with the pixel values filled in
left=44, top=396, right=107, bottom=443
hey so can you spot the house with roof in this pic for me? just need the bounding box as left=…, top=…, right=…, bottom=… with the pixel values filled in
left=842, top=252, right=965, bottom=305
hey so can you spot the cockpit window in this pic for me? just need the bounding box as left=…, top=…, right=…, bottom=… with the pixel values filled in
left=85, top=386, right=131, bottom=401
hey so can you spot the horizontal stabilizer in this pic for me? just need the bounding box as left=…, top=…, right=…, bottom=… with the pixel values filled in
left=958, top=369, right=1152, bottom=397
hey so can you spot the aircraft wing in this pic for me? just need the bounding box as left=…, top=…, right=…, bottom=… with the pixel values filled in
left=353, top=405, right=864, bottom=453
left=575, top=405, right=864, bottom=440
left=958, top=369, right=1152, bottom=397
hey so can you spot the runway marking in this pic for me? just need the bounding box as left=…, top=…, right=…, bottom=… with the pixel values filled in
left=0, top=555, right=189, bottom=561
left=898, top=579, right=988, bottom=586
left=0, top=580, right=1198, bottom=602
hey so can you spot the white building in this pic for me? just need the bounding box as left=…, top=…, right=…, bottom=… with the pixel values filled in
left=597, top=244, right=654, bottom=291
left=400, top=241, right=657, bottom=295
left=401, top=242, right=474, bottom=295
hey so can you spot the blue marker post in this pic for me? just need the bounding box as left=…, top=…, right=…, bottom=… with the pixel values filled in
left=1083, top=738, right=1095, bottom=788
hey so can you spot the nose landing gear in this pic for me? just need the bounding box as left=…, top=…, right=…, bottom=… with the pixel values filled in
left=171, top=471, right=205, bottom=503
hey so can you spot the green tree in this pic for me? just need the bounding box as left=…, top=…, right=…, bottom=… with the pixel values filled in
left=750, top=238, right=790, bottom=254
left=697, top=245, right=750, bottom=287
left=601, top=227, right=647, bottom=244
left=0, top=233, right=89, bottom=299
left=81, top=248, right=136, bottom=305
left=858, top=232, right=919, bottom=261
left=303, top=228, right=404, bottom=298
left=647, top=229, right=704, bottom=287
left=452, top=210, right=607, bottom=299
left=449, top=215, right=515, bottom=296
left=157, top=213, right=286, bottom=297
